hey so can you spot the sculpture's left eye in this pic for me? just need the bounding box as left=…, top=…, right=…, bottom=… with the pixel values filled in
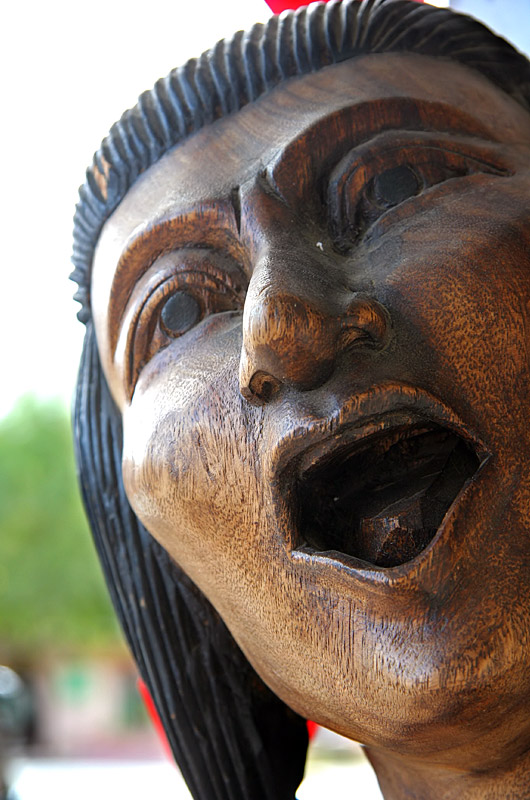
left=122, top=249, right=246, bottom=398
left=327, top=132, right=511, bottom=249
left=370, top=165, right=421, bottom=209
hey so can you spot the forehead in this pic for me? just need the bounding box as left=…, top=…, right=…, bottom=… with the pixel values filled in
left=92, top=51, right=530, bottom=261
left=95, top=52, right=530, bottom=234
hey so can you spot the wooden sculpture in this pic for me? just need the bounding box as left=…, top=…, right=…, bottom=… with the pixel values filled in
left=71, top=1, right=530, bottom=797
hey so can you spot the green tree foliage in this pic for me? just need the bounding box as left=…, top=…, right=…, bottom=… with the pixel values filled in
left=0, top=396, right=120, bottom=659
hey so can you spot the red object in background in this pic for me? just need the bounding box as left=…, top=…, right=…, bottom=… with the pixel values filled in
left=265, top=0, right=423, bottom=10
left=139, top=676, right=319, bottom=757
left=137, top=678, right=173, bottom=760
left=266, top=0, right=315, bottom=11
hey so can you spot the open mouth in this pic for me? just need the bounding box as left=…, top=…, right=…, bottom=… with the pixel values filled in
left=296, top=424, right=481, bottom=568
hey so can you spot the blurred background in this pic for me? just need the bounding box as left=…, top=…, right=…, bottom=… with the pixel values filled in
left=0, top=0, right=527, bottom=797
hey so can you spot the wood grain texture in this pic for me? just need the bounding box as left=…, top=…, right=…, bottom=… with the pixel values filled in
left=73, top=3, right=530, bottom=798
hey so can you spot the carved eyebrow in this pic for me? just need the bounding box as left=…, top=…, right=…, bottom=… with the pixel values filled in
left=266, top=98, right=499, bottom=205
left=107, top=202, right=244, bottom=355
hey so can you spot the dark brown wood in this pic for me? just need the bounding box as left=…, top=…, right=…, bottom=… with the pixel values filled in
left=73, top=2, right=530, bottom=798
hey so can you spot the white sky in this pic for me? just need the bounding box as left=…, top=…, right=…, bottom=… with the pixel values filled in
left=0, top=0, right=269, bottom=418
left=0, top=0, right=526, bottom=418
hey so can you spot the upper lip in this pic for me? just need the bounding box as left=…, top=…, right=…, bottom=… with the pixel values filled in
left=269, top=381, right=487, bottom=482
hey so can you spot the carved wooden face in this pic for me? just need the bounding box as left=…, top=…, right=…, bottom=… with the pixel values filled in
left=91, top=53, right=530, bottom=767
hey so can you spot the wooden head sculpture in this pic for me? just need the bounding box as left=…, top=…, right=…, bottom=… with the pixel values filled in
left=71, top=0, right=530, bottom=797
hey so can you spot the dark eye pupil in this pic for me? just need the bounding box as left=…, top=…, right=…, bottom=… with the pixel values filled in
left=160, top=291, right=201, bottom=336
left=372, top=165, right=421, bottom=208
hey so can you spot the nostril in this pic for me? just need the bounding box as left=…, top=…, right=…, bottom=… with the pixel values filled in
left=243, top=370, right=282, bottom=405
left=341, top=298, right=391, bottom=350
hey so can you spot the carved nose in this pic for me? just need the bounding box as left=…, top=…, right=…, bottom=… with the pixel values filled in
left=239, top=291, right=389, bottom=404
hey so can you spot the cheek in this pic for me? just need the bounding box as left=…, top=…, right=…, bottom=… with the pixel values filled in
left=381, top=203, right=530, bottom=450
left=119, top=332, right=269, bottom=595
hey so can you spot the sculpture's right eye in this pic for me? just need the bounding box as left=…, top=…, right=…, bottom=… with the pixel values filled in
left=122, top=250, right=246, bottom=398
left=160, top=290, right=201, bottom=337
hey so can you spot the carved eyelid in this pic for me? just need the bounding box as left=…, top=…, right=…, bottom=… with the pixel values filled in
left=120, top=248, right=247, bottom=398
left=327, top=130, right=512, bottom=244
left=108, top=204, right=247, bottom=357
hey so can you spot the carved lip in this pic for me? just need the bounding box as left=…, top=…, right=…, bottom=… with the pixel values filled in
left=271, top=383, right=488, bottom=572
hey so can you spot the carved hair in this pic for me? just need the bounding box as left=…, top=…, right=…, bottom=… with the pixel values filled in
left=71, top=0, right=530, bottom=323
left=73, top=2, right=530, bottom=798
